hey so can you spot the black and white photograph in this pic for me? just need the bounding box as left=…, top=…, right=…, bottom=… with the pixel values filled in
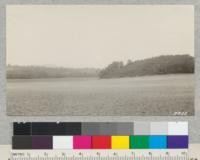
left=6, top=5, right=194, bottom=116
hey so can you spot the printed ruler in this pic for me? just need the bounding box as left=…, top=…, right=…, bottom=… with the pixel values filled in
left=11, top=122, right=190, bottom=160
left=11, top=149, right=188, bottom=160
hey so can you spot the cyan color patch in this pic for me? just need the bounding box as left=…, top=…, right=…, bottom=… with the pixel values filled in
left=149, top=136, right=167, bottom=149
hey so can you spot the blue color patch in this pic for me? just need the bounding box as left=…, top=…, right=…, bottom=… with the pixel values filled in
left=149, top=136, right=167, bottom=149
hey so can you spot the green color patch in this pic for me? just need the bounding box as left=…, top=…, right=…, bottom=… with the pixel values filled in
left=130, top=136, right=149, bottom=149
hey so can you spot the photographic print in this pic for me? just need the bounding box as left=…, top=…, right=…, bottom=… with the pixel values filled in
left=6, top=5, right=194, bottom=116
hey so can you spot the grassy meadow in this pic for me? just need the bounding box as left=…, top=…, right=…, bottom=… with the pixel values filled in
left=7, top=74, right=194, bottom=116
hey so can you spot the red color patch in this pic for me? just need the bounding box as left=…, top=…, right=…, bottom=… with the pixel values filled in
left=92, top=136, right=111, bottom=149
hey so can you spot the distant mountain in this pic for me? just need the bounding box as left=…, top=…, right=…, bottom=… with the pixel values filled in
left=7, top=65, right=100, bottom=79
left=99, top=55, right=194, bottom=79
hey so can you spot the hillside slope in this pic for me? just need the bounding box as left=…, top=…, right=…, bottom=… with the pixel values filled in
left=99, top=55, right=194, bottom=78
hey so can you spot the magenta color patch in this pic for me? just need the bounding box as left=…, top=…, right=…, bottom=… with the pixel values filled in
left=73, top=136, right=92, bottom=149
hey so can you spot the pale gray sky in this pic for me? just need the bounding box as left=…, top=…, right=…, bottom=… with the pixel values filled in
left=6, top=5, right=194, bottom=68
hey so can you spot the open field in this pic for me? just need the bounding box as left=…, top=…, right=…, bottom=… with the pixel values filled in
left=7, top=74, right=194, bottom=116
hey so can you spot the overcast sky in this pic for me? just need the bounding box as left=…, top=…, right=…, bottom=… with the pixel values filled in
left=6, top=5, right=194, bottom=68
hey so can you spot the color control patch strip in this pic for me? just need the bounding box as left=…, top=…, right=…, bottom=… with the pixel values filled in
left=12, top=122, right=188, bottom=149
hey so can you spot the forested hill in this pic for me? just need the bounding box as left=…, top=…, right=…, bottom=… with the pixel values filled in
left=7, top=55, right=194, bottom=79
left=7, top=65, right=100, bottom=79
left=99, top=55, right=194, bottom=79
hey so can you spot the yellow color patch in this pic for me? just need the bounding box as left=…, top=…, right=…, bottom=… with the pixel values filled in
left=111, top=136, right=129, bottom=149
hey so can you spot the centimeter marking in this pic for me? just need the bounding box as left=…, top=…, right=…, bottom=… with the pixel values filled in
left=11, top=150, right=188, bottom=160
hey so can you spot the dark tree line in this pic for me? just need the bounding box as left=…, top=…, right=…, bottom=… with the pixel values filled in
left=99, top=55, right=194, bottom=79
left=7, top=55, right=194, bottom=79
left=7, top=65, right=100, bottom=79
